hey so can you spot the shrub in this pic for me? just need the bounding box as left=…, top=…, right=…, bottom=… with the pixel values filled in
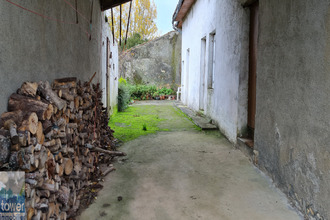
left=129, top=84, right=157, bottom=100
left=119, top=77, right=127, bottom=85
left=118, top=79, right=130, bottom=112
left=158, top=88, right=174, bottom=96
left=120, top=33, right=148, bottom=51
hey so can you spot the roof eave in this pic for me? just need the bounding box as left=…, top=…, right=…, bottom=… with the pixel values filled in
left=172, top=0, right=196, bottom=30
left=101, top=0, right=132, bottom=11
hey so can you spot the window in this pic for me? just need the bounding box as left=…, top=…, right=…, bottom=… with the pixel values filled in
left=208, top=32, right=216, bottom=89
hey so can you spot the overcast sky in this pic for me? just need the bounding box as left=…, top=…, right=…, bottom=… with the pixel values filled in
left=153, top=0, right=178, bottom=35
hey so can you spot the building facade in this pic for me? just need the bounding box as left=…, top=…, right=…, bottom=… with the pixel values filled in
left=173, top=0, right=330, bottom=219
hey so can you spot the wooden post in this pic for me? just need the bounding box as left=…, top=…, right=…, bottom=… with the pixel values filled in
left=75, top=0, right=78, bottom=24
left=125, top=1, right=133, bottom=47
left=119, top=4, right=122, bottom=47
left=111, top=8, right=115, bottom=44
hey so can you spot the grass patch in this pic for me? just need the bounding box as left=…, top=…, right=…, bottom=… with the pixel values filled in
left=109, top=106, right=167, bottom=142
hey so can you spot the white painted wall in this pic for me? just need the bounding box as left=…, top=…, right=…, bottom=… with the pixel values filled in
left=180, top=0, right=249, bottom=142
left=101, top=13, right=119, bottom=115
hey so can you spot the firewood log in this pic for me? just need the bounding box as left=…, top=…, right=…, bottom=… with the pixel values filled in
left=38, top=81, right=66, bottom=111
left=4, top=119, right=19, bottom=144
left=47, top=202, right=56, bottom=219
left=55, top=203, right=60, bottom=218
left=42, top=120, right=52, bottom=132
left=8, top=93, right=53, bottom=120
left=31, top=210, right=41, bottom=220
left=0, top=110, right=23, bottom=128
left=58, top=164, right=64, bottom=177
left=18, top=82, right=38, bottom=97
left=44, top=139, right=56, bottom=147
left=11, top=144, right=20, bottom=151
left=59, top=211, right=67, bottom=220
left=35, top=202, right=48, bottom=213
left=18, top=112, right=38, bottom=134
left=37, top=147, right=48, bottom=169
left=63, top=158, right=73, bottom=175
left=40, top=183, right=55, bottom=192
left=27, top=207, right=35, bottom=220
left=53, top=77, right=77, bottom=90
left=25, top=172, right=43, bottom=179
left=19, top=112, right=38, bottom=135
left=0, top=136, right=11, bottom=165
left=34, top=144, right=42, bottom=151
left=36, top=122, right=44, bottom=144
left=18, top=131, right=28, bottom=147
left=102, top=166, right=116, bottom=176
left=26, top=179, right=38, bottom=186
left=61, top=90, right=75, bottom=101
left=37, top=190, right=50, bottom=198
left=57, top=186, right=70, bottom=206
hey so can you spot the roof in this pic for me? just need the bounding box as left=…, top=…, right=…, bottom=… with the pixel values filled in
left=101, top=0, right=132, bottom=11
left=172, top=0, right=196, bottom=29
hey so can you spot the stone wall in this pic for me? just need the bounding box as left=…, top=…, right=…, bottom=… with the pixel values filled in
left=119, top=31, right=181, bottom=90
left=255, top=0, right=330, bottom=219
left=0, top=0, right=115, bottom=113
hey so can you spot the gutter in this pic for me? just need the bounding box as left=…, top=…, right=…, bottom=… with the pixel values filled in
left=172, top=0, right=184, bottom=31
left=172, top=21, right=182, bottom=33
left=171, top=0, right=196, bottom=31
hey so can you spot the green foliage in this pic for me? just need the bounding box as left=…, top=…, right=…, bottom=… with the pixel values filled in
left=118, top=77, right=176, bottom=109
left=121, top=33, right=148, bottom=51
left=118, top=79, right=130, bottom=112
left=158, top=88, right=174, bottom=96
left=142, top=123, right=147, bottom=131
left=127, top=84, right=174, bottom=100
left=119, top=77, right=127, bottom=85
left=129, top=84, right=157, bottom=100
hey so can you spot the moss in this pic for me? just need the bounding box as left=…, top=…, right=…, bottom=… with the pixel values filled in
left=173, top=107, right=202, bottom=131
left=111, top=104, right=118, bottom=116
left=109, top=106, right=167, bottom=142
left=171, top=34, right=178, bottom=91
left=133, top=73, right=143, bottom=85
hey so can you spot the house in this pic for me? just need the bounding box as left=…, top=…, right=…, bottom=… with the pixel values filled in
left=173, top=0, right=330, bottom=219
left=0, top=0, right=128, bottom=115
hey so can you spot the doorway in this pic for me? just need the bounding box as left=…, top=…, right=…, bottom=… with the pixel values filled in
left=247, top=0, right=259, bottom=139
left=199, top=38, right=206, bottom=110
left=185, top=48, right=190, bottom=105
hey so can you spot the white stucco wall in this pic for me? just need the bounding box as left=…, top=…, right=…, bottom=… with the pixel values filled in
left=180, top=0, right=249, bottom=142
left=101, top=14, right=119, bottom=115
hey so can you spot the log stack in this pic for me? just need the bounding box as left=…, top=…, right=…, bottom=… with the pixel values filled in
left=0, top=78, right=125, bottom=220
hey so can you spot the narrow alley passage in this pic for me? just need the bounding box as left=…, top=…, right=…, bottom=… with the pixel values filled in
left=80, top=101, right=302, bottom=220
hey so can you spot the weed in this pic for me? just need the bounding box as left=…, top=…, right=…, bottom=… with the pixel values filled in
left=142, top=123, right=147, bottom=131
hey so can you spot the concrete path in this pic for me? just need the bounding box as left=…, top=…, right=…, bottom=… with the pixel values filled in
left=79, top=101, right=302, bottom=220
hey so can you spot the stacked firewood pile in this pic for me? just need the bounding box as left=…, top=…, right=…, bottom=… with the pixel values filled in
left=0, top=77, right=125, bottom=220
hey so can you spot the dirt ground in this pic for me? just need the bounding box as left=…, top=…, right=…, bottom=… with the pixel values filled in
left=79, top=101, right=302, bottom=220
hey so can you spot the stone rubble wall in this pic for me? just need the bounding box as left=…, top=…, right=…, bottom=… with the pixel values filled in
left=119, top=31, right=182, bottom=91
